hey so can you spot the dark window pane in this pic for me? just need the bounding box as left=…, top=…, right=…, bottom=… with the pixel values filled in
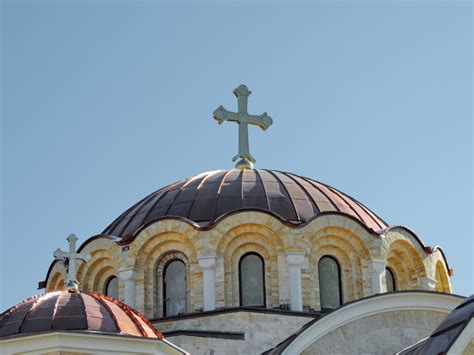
left=240, top=254, right=265, bottom=307
left=164, top=260, right=187, bottom=316
left=105, top=277, right=118, bottom=299
left=319, top=256, right=341, bottom=309
left=386, top=268, right=396, bottom=292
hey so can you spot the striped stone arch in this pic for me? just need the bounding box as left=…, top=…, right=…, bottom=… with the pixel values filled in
left=435, top=259, right=451, bottom=293
left=130, top=219, right=200, bottom=259
left=45, top=259, right=67, bottom=292
left=306, top=225, right=372, bottom=310
left=304, top=214, right=378, bottom=253
left=48, top=271, right=65, bottom=292
left=133, top=231, right=198, bottom=318
left=384, top=241, right=427, bottom=290
left=381, top=228, right=428, bottom=290
left=73, top=237, right=121, bottom=294
left=210, top=211, right=289, bottom=248
left=215, top=222, right=285, bottom=308
left=78, top=249, right=119, bottom=294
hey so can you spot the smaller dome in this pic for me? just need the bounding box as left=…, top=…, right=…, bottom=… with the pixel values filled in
left=0, top=290, right=162, bottom=339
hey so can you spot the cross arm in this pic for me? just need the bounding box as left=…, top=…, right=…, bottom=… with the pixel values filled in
left=53, top=249, right=91, bottom=262
left=247, top=112, right=273, bottom=131
left=213, top=106, right=240, bottom=124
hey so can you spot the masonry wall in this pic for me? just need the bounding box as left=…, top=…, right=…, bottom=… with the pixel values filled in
left=301, top=310, right=447, bottom=355
left=45, top=212, right=452, bottom=319
left=154, top=310, right=315, bottom=355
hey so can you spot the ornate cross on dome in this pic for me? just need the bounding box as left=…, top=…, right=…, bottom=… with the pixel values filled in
left=53, top=234, right=91, bottom=290
left=213, top=84, right=273, bottom=169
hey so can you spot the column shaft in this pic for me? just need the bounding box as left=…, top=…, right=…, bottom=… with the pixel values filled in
left=287, top=252, right=305, bottom=312
left=370, top=261, right=386, bottom=294
left=118, top=268, right=137, bottom=308
left=198, top=256, right=217, bottom=311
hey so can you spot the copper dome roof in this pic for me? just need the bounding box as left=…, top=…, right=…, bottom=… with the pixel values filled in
left=0, top=290, right=162, bottom=339
left=104, top=169, right=387, bottom=238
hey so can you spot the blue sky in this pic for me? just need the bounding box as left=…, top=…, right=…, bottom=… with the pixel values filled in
left=1, top=1, right=472, bottom=309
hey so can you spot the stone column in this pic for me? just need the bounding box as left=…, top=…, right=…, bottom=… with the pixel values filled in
left=198, top=256, right=217, bottom=311
left=421, top=276, right=436, bottom=291
left=369, top=260, right=386, bottom=294
left=119, top=268, right=137, bottom=308
left=287, top=252, right=305, bottom=311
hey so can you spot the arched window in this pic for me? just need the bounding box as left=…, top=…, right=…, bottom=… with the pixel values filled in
left=318, top=256, right=342, bottom=310
left=239, top=253, right=265, bottom=307
left=386, top=267, right=396, bottom=292
left=163, top=259, right=187, bottom=316
left=105, top=276, right=118, bottom=299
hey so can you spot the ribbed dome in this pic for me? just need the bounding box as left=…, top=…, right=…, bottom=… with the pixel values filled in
left=0, top=290, right=162, bottom=339
left=104, top=169, right=387, bottom=238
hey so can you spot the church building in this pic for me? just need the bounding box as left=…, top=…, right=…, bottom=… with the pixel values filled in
left=1, top=85, right=472, bottom=354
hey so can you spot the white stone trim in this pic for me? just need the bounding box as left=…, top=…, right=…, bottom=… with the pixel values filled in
left=0, top=331, right=188, bottom=354
left=198, top=256, right=217, bottom=311
left=119, top=267, right=137, bottom=308
left=282, top=292, right=463, bottom=355
left=369, top=260, right=386, bottom=294
left=287, top=252, right=305, bottom=311
left=448, top=318, right=474, bottom=355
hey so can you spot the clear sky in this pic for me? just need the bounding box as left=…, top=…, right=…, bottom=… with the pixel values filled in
left=1, top=1, right=472, bottom=309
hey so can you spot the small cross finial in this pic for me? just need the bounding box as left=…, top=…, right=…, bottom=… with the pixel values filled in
left=54, top=234, right=91, bottom=291
left=213, top=84, right=273, bottom=169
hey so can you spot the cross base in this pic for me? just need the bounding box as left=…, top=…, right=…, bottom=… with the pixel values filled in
left=64, top=279, right=79, bottom=291
left=235, top=157, right=254, bottom=170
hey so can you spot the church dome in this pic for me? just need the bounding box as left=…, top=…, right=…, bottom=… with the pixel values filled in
left=104, top=169, right=387, bottom=238
left=0, top=290, right=162, bottom=339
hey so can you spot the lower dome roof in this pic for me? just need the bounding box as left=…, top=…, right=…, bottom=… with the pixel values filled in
left=104, top=169, right=387, bottom=238
left=0, top=290, right=162, bottom=339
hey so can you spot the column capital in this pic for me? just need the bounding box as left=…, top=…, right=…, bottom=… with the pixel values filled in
left=198, top=256, right=217, bottom=269
left=287, top=252, right=305, bottom=266
left=370, top=260, right=387, bottom=273
left=118, top=267, right=137, bottom=281
left=421, top=276, right=436, bottom=291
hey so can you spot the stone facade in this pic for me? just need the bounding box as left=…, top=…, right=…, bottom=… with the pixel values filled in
left=45, top=211, right=452, bottom=319
left=154, top=310, right=315, bottom=355
left=301, top=310, right=446, bottom=355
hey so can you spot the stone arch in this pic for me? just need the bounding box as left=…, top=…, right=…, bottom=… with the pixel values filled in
left=45, top=260, right=67, bottom=292
left=73, top=237, right=120, bottom=295
left=215, top=223, right=285, bottom=255
left=79, top=249, right=118, bottom=293
left=48, top=271, right=64, bottom=292
left=307, top=226, right=372, bottom=310
left=130, top=220, right=200, bottom=262
left=386, top=240, right=426, bottom=290
left=154, top=250, right=191, bottom=318
left=386, top=252, right=409, bottom=290
left=305, top=215, right=378, bottom=256
left=435, top=260, right=450, bottom=293
left=216, top=223, right=284, bottom=308
left=134, top=232, right=198, bottom=318
left=93, top=266, right=116, bottom=294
